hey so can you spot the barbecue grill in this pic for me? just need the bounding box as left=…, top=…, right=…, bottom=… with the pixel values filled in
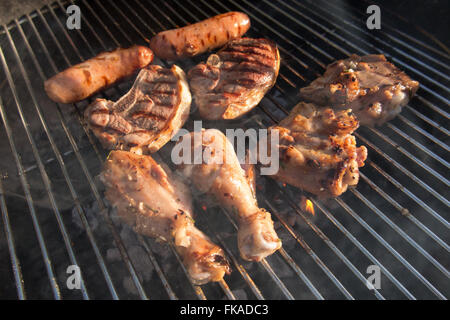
left=0, top=0, right=448, bottom=300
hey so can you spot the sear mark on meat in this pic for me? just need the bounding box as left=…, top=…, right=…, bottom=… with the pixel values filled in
left=264, top=102, right=368, bottom=198
left=299, top=54, right=419, bottom=126
left=85, top=64, right=191, bottom=154
left=188, top=38, right=280, bottom=120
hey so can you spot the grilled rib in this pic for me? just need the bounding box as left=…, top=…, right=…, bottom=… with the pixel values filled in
left=101, top=150, right=230, bottom=285
left=175, top=129, right=281, bottom=261
left=299, top=54, right=419, bottom=126
left=264, top=102, right=368, bottom=198
left=188, top=38, right=280, bottom=120
left=85, top=64, right=191, bottom=154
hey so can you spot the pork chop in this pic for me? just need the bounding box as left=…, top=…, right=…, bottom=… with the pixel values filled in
left=85, top=64, right=191, bottom=153
left=188, top=38, right=280, bottom=120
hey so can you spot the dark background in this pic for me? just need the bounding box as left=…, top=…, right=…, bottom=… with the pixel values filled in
left=361, top=0, right=450, bottom=50
left=0, top=0, right=448, bottom=51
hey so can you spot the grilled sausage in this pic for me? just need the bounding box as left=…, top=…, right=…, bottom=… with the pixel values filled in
left=149, top=12, right=250, bottom=60
left=44, top=46, right=154, bottom=104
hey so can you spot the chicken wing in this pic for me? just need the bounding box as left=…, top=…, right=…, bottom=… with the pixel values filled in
left=101, top=150, right=230, bottom=285
left=175, top=129, right=281, bottom=261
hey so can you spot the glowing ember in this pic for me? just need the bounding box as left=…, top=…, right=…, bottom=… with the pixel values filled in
left=301, top=196, right=315, bottom=216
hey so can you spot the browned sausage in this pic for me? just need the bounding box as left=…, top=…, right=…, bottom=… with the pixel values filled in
left=44, top=46, right=154, bottom=104
left=150, top=12, right=250, bottom=60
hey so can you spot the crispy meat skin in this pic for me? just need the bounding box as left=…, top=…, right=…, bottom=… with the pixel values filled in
left=265, top=102, right=367, bottom=198
left=176, top=129, right=281, bottom=261
left=188, top=38, right=280, bottom=120
left=299, top=54, right=419, bottom=126
left=101, top=151, right=230, bottom=285
left=84, top=64, right=191, bottom=153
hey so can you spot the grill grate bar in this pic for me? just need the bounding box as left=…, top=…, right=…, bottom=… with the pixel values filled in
left=110, top=0, right=310, bottom=299
left=239, top=0, right=450, bottom=161
left=200, top=218, right=267, bottom=300
left=0, top=94, right=61, bottom=299
left=218, top=207, right=295, bottom=300
left=396, top=115, right=449, bottom=152
left=196, top=0, right=447, bottom=299
left=312, top=199, right=414, bottom=299
left=216, top=0, right=449, bottom=239
left=221, top=0, right=449, bottom=188
left=137, top=236, right=178, bottom=300
left=256, top=89, right=449, bottom=296
left=158, top=139, right=296, bottom=299
left=356, top=134, right=449, bottom=209
left=17, top=14, right=122, bottom=299
left=258, top=93, right=449, bottom=296
left=349, top=188, right=449, bottom=277
left=367, top=159, right=448, bottom=226
left=30, top=6, right=150, bottom=299
left=359, top=173, right=449, bottom=251
left=238, top=0, right=450, bottom=143
left=293, top=0, right=450, bottom=111
left=213, top=232, right=265, bottom=300
left=0, top=178, right=26, bottom=299
left=273, top=182, right=388, bottom=299
left=335, top=197, right=446, bottom=299
left=294, top=0, right=450, bottom=84
left=73, top=0, right=236, bottom=300
left=263, top=200, right=352, bottom=299
left=242, top=0, right=450, bottom=106
left=1, top=0, right=447, bottom=299
left=384, top=123, right=449, bottom=169
left=330, top=0, right=450, bottom=73
left=168, top=242, right=207, bottom=300
left=365, top=127, right=449, bottom=185
left=0, top=1, right=70, bottom=34
left=62, top=0, right=179, bottom=300
left=1, top=25, right=92, bottom=299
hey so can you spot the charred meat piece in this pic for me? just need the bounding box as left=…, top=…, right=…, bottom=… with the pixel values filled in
left=175, top=129, right=281, bottom=261
left=101, top=150, right=230, bottom=285
left=299, top=54, right=419, bottom=126
left=264, top=102, right=367, bottom=198
left=85, top=65, right=191, bottom=154
left=188, top=38, right=280, bottom=120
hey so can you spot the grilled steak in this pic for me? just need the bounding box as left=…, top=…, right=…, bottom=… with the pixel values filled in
left=84, top=64, right=191, bottom=154
left=264, top=102, right=367, bottom=198
left=299, top=54, right=419, bottom=126
left=101, top=150, right=230, bottom=285
left=188, top=38, right=280, bottom=120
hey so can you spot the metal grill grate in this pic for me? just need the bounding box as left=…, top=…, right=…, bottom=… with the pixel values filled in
left=0, top=0, right=448, bottom=300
